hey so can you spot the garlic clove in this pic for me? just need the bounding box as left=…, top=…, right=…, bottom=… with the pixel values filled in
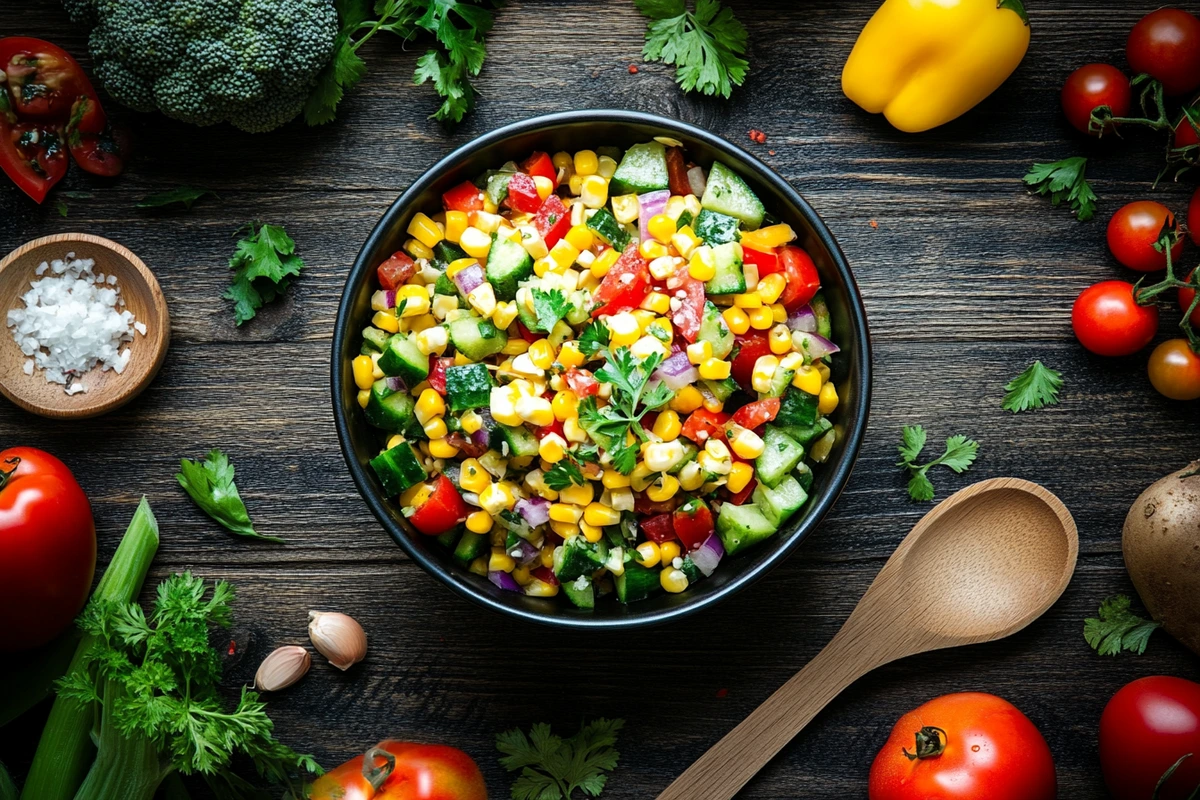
left=254, top=645, right=311, bottom=691
left=308, top=611, right=367, bottom=671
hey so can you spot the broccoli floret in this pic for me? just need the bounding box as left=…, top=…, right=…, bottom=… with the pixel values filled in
left=64, top=0, right=338, bottom=133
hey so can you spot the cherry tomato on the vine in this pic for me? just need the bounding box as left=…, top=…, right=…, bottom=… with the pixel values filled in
left=1107, top=201, right=1185, bottom=272
left=1148, top=339, right=1200, bottom=400
left=1127, top=8, right=1200, bottom=97
left=1176, top=268, right=1200, bottom=325
left=1100, top=676, right=1200, bottom=800
left=1061, top=64, right=1131, bottom=135
left=1072, top=281, right=1158, bottom=357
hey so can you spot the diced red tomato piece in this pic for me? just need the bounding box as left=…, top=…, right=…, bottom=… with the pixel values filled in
left=681, top=409, right=730, bottom=445
left=538, top=419, right=565, bottom=440
left=730, top=398, right=780, bottom=431
left=641, top=513, right=677, bottom=543
left=514, top=321, right=540, bottom=344
left=671, top=275, right=706, bottom=343
left=727, top=478, right=757, bottom=506
left=377, top=251, right=415, bottom=290
left=778, top=246, right=821, bottom=310
left=408, top=476, right=468, bottom=535
left=666, top=146, right=692, bottom=196
left=427, top=357, right=453, bottom=395
left=731, top=332, right=772, bottom=392
left=592, top=244, right=650, bottom=317
left=535, top=195, right=571, bottom=249
left=531, top=566, right=560, bottom=586
left=565, top=368, right=600, bottom=397
left=442, top=180, right=484, bottom=213
left=743, top=246, right=780, bottom=277
left=635, top=493, right=682, bottom=516
left=522, top=151, right=557, bottom=184
left=506, top=172, right=542, bottom=214
left=673, top=501, right=715, bottom=551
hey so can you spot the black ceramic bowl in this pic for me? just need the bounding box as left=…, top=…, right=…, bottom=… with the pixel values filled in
left=333, top=110, right=871, bottom=629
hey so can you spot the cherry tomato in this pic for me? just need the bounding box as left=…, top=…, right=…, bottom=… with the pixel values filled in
left=1061, top=64, right=1131, bottom=134
left=1127, top=8, right=1200, bottom=96
left=869, top=693, right=1056, bottom=800
left=742, top=245, right=779, bottom=276
left=1176, top=268, right=1200, bottom=325
left=1190, top=187, right=1200, bottom=247
left=0, top=447, right=95, bottom=652
left=592, top=244, right=649, bottom=317
left=777, top=246, right=821, bottom=310
left=1100, top=676, right=1200, bottom=800
left=731, top=332, right=772, bottom=391
left=1072, top=281, right=1158, bottom=356
left=407, top=476, right=468, bottom=536
left=1107, top=201, right=1185, bottom=272
left=1174, top=102, right=1199, bottom=151
left=1148, top=339, right=1200, bottom=400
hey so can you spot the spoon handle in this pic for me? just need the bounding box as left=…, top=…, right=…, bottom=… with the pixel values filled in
left=655, top=629, right=878, bottom=800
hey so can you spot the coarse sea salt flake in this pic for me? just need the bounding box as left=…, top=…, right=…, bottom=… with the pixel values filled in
left=134, top=321, right=147, bottom=335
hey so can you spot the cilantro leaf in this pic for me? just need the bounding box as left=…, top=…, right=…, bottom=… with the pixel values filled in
left=223, top=223, right=305, bottom=325
left=532, top=288, right=573, bottom=333
left=136, top=186, right=220, bottom=211
left=176, top=450, right=282, bottom=542
left=1084, top=594, right=1161, bottom=656
left=896, top=426, right=979, bottom=502
left=1002, top=361, right=1063, bottom=413
left=55, top=198, right=68, bottom=218
left=637, top=0, right=749, bottom=99
left=497, top=719, right=623, bottom=800
left=544, top=459, right=585, bottom=491
left=578, top=320, right=610, bottom=358
left=1024, top=157, right=1098, bottom=221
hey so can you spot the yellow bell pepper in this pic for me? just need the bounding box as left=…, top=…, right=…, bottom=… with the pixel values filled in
left=841, top=0, right=1030, bottom=133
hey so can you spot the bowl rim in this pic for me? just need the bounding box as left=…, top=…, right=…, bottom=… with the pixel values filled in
left=332, top=109, right=872, bottom=629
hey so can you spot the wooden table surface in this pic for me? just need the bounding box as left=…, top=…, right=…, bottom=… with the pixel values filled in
left=3, top=1, right=1200, bottom=797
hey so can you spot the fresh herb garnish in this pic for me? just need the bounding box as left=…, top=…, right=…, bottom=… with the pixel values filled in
left=578, top=320, right=610, bottom=357
left=223, top=222, right=305, bottom=326
left=1002, top=361, right=1063, bottom=413
left=636, top=0, right=749, bottom=99
left=1084, top=594, right=1161, bottom=656
left=1023, top=157, right=1098, bottom=221
left=497, top=718, right=624, bottom=800
left=176, top=450, right=282, bottom=542
left=532, top=288, right=573, bottom=333
left=58, top=573, right=320, bottom=796
left=579, top=348, right=674, bottom=474
left=136, top=186, right=220, bottom=210
left=896, top=425, right=979, bottom=502
left=544, top=458, right=585, bottom=491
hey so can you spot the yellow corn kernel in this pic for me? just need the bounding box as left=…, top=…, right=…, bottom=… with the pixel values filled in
left=415, top=388, right=446, bottom=425
left=659, top=541, right=682, bottom=564
left=748, top=306, right=774, bottom=330
left=407, top=212, right=444, bottom=249
left=793, top=364, right=823, bottom=395
left=526, top=577, right=560, bottom=596
left=460, top=458, right=491, bottom=493
left=688, top=247, right=717, bottom=281
left=538, top=432, right=568, bottom=464
left=647, top=214, right=677, bottom=244
left=628, top=309, right=654, bottom=331
left=501, top=338, right=530, bottom=356
left=770, top=303, right=788, bottom=323
left=611, top=194, right=640, bottom=224
left=661, top=567, right=688, bottom=593
left=702, top=396, right=724, bottom=413
left=372, top=311, right=400, bottom=333
left=559, top=482, right=594, bottom=507
left=583, top=502, right=620, bottom=527
left=819, top=382, right=839, bottom=415
left=597, top=155, right=618, bottom=179
left=532, top=257, right=550, bottom=278
left=533, top=175, right=554, bottom=200
left=646, top=474, right=680, bottom=503
left=548, top=240, right=580, bottom=272
left=460, top=410, right=483, bottom=436
left=722, top=306, right=750, bottom=335
left=552, top=391, right=579, bottom=421
left=730, top=428, right=766, bottom=460
left=489, top=549, right=516, bottom=573
left=482, top=196, right=499, bottom=213
left=580, top=175, right=608, bottom=209
left=549, top=503, right=583, bottom=524
left=640, top=291, right=671, bottom=315
left=398, top=284, right=429, bottom=300
left=602, top=469, right=631, bottom=489
left=468, top=556, right=489, bottom=576
left=751, top=355, right=780, bottom=394
left=727, top=462, right=754, bottom=494
left=630, top=462, right=656, bottom=492
left=816, top=360, right=831, bottom=381
left=388, top=435, right=407, bottom=453
left=671, top=226, right=702, bottom=259
left=513, top=395, right=552, bottom=427
left=590, top=247, right=621, bottom=277
left=404, top=238, right=434, bottom=260
left=568, top=174, right=584, bottom=196
left=635, top=541, right=661, bottom=568
left=646, top=317, right=673, bottom=343
left=444, top=210, right=469, bottom=244
left=550, top=520, right=580, bottom=539
left=511, top=563, right=534, bottom=586
left=670, top=385, right=704, bottom=414
left=574, top=149, right=599, bottom=176
left=552, top=151, right=574, bottom=173
left=639, top=239, right=669, bottom=260
left=357, top=389, right=370, bottom=409
left=573, top=521, right=599, bottom=544
left=733, top=292, right=763, bottom=309
left=422, top=417, right=448, bottom=440
left=676, top=461, right=702, bottom=491
left=563, top=417, right=588, bottom=443
left=487, top=301, right=514, bottom=331
left=557, top=341, right=585, bottom=369
left=429, top=437, right=460, bottom=459
left=479, top=482, right=515, bottom=515
left=470, top=210, right=502, bottom=234
left=652, top=410, right=682, bottom=441
left=525, top=469, right=559, bottom=501
left=664, top=195, right=687, bottom=220
left=739, top=224, right=797, bottom=251
left=698, top=358, right=731, bottom=381
left=606, top=312, right=641, bottom=347
left=400, top=294, right=432, bottom=319
left=561, top=224, right=591, bottom=253
left=684, top=341, right=711, bottom=366
left=458, top=227, right=492, bottom=260
left=527, top=339, right=555, bottom=371
left=769, top=324, right=792, bottom=355
left=757, top=273, right=787, bottom=305
left=540, top=545, right=556, bottom=568
left=352, top=355, right=374, bottom=390
left=466, top=510, right=493, bottom=534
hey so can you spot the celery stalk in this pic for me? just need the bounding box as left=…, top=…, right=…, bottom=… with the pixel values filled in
left=71, top=681, right=171, bottom=800
left=19, top=498, right=160, bottom=800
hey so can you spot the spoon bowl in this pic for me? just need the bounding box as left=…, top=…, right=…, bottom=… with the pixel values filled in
left=657, top=478, right=1078, bottom=800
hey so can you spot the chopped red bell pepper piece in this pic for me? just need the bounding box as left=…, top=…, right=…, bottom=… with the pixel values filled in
left=531, top=565, right=560, bottom=586
left=427, top=356, right=454, bottom=395
left=535, top=195, right=571, bottom=249
left=408, top=475, right=468, bottom=535
left=731, top=332, right=772, bottom=392
left=673, top=500, right=715, bottom=551
left=522, top=151, right=557, bottom=185
left=641, top=513, right=677, bottom=543
left=665, top=146, right=692, bottom=197
left=727, top=478, right=757, bottom=506
left=564, top=368, right=600, bottom=397
left=442, top=180, right=484, bottom=213
left=729, top=398, right=781, bottom=431
left=506, top=172, right=542, bottom=214
left=592, top=244, right=650, bottom=317
left=671, top=275, right=706, bottom=343
left=681, top=409, right=730, bottom=445
left=743, top=246, right=780, bottom=277
left=778, top=246, right=821, bottom=310
left=377, top=251, right=415, bottom=290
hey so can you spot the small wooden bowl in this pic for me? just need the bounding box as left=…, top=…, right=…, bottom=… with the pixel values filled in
left=0, top=233, right=170, bottom=419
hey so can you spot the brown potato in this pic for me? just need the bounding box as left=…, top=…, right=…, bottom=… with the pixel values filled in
left=1123, top=461, right=1200, bottom=657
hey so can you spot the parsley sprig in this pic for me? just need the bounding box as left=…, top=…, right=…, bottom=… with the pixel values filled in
left=544, top=459, right=585, bottom=491
left=532, top=288, right=574, bottom=333
left=1002, top=361, right=1063, bottom=413
left=577, top=321, right=610, bottom=358
left=223, top=223, right=305, bottom=326
left=636, top=0, right=749, bottom=99
left=1023, top=157, right=1098, bottom=221
left=579, top=348, right=674, bottom=474
left=896, top=425, right=979, bottom=502
left=497, top=719, right=624, bottom=800
left=1084, top=594, right=1161, bottom=656
left=176, top=450, right=281, bottom=542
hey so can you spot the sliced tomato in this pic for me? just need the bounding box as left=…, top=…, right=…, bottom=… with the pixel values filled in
left=442, top=180, right=484, bottom=213
left=640, top=513, right=677, bottom=543
left=427, top=356, right=453, bottom=395
left=564, top=368, right=600, bottom=397
left=505, top=172, right=541, bottom=214
left=65, top=95, right=124, bottom=177
left=671, top=275, right=706, bottom=342
left=0, top=38, right=93, bottom=120
left=731, top=332, right=772, bottom=392
left=531, top=565, right=560, bottom=586
left=681, top=409, right=730, bottom=445
left=537, top=419, right=565, bottom=440
left=673, top=499, right=715, bottom=551
left=743, top=246, right=780, bottom=276
left=778, top=246, right=820, bottom=310
left=666, top=146, right=692, bottom=196
left=407, top=475, right=468, bottom=536
left=514, top=320, right=541, bottom=344
left=377, top=251, right=416, bottom=290
left=730, top=398, right=780, bottom=431
left=0, top=120, right=67, bottom=203
left=535, top=194, right=571, bottom=249
left=726, top=478, right=757, bottom=505
left=635, top=493, right=682, bottom=516
left=592, top=244, right=650, bottom=317
left=522, top=151, right=556, bottom=184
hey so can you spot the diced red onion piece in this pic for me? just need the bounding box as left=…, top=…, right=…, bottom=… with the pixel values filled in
left=488, top=571, right=523, bottom=592
left=452, top=264, right=484, bottom=296
left=385, top=376, right=406, bottom=392
left=787, top=305, right=818, bottom=333
left=687, top=166, right=707, bottom=197
left=638, top=189, right=671, bottom=243
left=515, top=496, right=551, bottom=528
left=371, top=289, right=396, bottom=311
left=653, top=351, right=698, bottom=391
left=471, top=409, right=495, bottom=447
left=793, top=331, right=840, bottom=359
left=690, top=533, right=725, bottom=577
left=514, top=538, right=541, bottom=565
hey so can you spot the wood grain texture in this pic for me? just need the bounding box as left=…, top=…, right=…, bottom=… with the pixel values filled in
left=2, top=0, right=1200, bottom=798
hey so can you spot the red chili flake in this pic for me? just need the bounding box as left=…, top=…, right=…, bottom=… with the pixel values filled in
left=716, top=688, right=729, bottom=698
left=768, top=149, right=776, bottom=156
left=629, top=64, right=639, bottom=74
left=869, top=219, right=879, bottom=229
left=748, top=129, right=767, bottom=144
left=227, top=639, right=237, bottom=655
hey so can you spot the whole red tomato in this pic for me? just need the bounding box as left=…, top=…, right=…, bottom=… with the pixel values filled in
left=1127, top=8, right=1200, bottom=97
left=1190, top=187, right=1199, bottom=247
left=1062, top=64, right=1131, bottom=134
left=1072, top=281, right=1158, bottom=356
left=309, top=741, right=487, bottom=800
left=869, top=693, right=1056, bottom=800
left=0, top=447, right=95, bottom=652
left=1148, top=339, right=1200, bottom=400
left=1107, top=201, right=1185, bottom=272
left=1100, top=676, right=1200, bottom=800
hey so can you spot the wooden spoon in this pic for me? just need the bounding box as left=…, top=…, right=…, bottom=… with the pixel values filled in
left=657, top=477, right=1078, bottom=800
